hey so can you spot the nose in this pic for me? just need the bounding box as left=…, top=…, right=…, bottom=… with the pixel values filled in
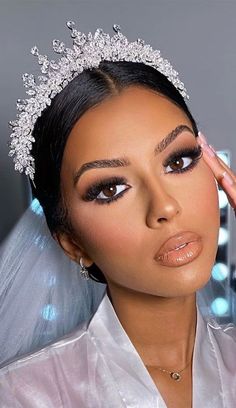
left=145, top=178, right=181, bottom=228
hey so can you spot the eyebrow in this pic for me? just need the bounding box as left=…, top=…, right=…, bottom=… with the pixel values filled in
left=73, top=124, right=194, bottom=187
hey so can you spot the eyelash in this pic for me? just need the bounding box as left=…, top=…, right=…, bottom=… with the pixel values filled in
left=83, top=145, right=203, bottom=205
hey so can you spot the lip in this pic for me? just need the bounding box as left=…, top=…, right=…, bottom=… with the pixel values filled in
left=154, top=231, right=203, bottom=267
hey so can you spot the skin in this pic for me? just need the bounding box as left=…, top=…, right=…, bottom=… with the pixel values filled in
left=56, top=85, right=223, bottom=405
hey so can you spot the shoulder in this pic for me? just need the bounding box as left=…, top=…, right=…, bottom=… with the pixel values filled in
left=0, top=321, right=94, bottom=406
left=0, top=320, right=89, bottom=377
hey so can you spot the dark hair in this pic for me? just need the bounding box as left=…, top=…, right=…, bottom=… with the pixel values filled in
left=30, top=61, right=198, bottom=282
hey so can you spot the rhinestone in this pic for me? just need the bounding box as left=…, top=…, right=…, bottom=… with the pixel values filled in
left=113, top=24, right=121, bottom=33
left=26, top=89, right=36, bottom=96
left=31, top=46, right=39, bottom=56
left=66, top=21, right=75, bottom=29
left=52, top=39, right=65, bottom=54
left=38, top=55, right=48, bottom=65
left=137, top=38, right=145, bottom=45
left=50, top=60, right=59, bottom=70
left=9, top=120, right=18, bottom=128
left=94, top=28, right=104, bottom=40
left=9, top=21, right=189, bottom=182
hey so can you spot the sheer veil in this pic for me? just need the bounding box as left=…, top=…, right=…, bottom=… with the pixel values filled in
left=0, top=198, right=235, bottom=368
left=0, top=199, right=106, bottom=367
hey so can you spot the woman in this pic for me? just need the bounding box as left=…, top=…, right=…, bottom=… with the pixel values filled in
left=0, top=21, right=236, bottom=407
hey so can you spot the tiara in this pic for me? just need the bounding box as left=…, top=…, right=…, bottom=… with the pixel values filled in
left=8, top=21, right=189, bottom=182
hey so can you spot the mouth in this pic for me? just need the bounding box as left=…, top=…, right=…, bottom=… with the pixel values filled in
left=154, top=231, right=203, bottom=267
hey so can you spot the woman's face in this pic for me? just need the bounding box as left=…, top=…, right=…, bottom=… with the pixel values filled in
left=60, top=85, right=220, bottom=298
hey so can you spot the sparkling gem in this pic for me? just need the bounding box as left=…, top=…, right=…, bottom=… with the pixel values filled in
left=113, top=24, right=121, bottom=33
left=38, top=55, right=48, bottom=65
left=9, top=120, right=18, bottom=128
left=9, top=21, right=189, bottom=182
left=66, top=21, right=75, bottom=29
left=41, top=64, right=49, bottom=74
left=137, top=38, right=145, bottom=45
left=94, top=28, right=104, bottom=40
left=52, top=39, right=65, bottom=54
left=70, top=29, right=78, bottom=39
left=50, top=60, right=59, bottom=70
left=31, top=46, right=39, bottom=56
left=26, top=89, right=36, bottom=96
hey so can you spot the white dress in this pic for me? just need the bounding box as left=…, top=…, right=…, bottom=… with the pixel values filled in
left=0, top=290, right=236, bottom=408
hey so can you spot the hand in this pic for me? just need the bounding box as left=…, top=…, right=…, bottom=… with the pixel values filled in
left=197, top=132, right=236, bottom=212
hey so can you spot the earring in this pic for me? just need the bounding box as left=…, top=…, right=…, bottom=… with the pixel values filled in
left=79, top=257, right=90, bottom=280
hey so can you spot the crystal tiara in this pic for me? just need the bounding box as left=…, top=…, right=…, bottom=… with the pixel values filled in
left=8, top=21, right=189, bottom=183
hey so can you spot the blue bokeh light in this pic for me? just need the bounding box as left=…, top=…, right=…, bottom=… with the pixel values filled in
left=211, top=297, right=229, bottom=316
left=42, top=304, right=57, bottom=321
left=212, top=263, right=229, bottom=281
left=30, top=198, right=44, bottom=216
left=218, top=227, right=229, bottom=246
left=218, top=190, right=228, bottom=209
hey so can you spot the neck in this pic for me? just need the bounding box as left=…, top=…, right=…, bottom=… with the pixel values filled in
left=107, top=285, right=197, bottom=370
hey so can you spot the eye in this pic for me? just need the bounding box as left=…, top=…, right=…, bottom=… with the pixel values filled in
left=164, top=145, right=202, bottom=175
left=165, top=156, right=192, bottom=173
left=83, top=176, right=130, bottom=205
left=97, top=184, right=127, bottom=201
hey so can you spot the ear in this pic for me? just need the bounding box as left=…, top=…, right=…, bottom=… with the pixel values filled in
left=53, top=231, right=94, bottom=267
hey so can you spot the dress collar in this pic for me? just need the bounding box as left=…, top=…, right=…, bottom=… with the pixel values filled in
left=88, top=291, right=227, bottom=408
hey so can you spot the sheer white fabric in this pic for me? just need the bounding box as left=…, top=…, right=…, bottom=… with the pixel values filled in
left=0, top=199, right=106, bottom=367
left=0, top=290, right=236, bottom=407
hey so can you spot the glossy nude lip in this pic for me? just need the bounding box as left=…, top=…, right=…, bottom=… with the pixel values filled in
left=154, top=231, right=203, bottom=267
left=155, top=239, right=203, bottom=267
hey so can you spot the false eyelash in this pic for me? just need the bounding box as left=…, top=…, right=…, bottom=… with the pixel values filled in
left=83, top=176, right=129, bottom=203
left=83, top=145, right=203, bottom=205
left=163, top=145, right=202, bottom=169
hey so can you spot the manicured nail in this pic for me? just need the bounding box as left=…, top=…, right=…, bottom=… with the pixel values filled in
left=197, top=131, right=207, bottom=144
left=222, top=171, right=234, bottom=186
left=209, top=144, right=217, bottom=154
left=201, top=143, right=215, bottom=157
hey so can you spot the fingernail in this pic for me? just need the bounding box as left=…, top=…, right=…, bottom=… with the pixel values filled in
left=197, top=131, right=207, bottom=144
left=222, top=171, right=234, bottom=186
left=209, top=144, right=217, bottom=154
left=201, top=143, right=215, bottom=157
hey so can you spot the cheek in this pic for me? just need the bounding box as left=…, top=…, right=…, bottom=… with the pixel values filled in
left=189, top=163, right=220, bottom=222
left=180, top=163, right=220, bottom=264
left=71, top=205, right=136, bottom=262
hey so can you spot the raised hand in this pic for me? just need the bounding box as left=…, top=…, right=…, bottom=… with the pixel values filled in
left=197, top=132, right=236, bottom=213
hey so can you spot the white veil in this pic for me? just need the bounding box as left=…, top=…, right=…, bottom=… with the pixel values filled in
left=0, top=198, right=106, bottom=368
left=0, top=198, right=235, bottom=368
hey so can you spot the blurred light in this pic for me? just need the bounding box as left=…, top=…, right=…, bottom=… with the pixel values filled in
left=30, top=198, right=44, bottom=216
left=211, top=297, right=229, bottom=316
left=218, top=227, right=229, bottom=246
left=212, top=263, right=229, bottom=281
left=217, top=152, right=230, bottom=166
left=34, top=235, right=47, bottom=250
left=218, top=190, right=229, bottom=209
left=43, top=273, right=57, bottom=286
left=48, top=275, right=57, bottom=287
left=42, top=304, right=57, bottom=321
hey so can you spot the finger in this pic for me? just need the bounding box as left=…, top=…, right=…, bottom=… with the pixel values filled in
left=196, top=135, right=235, bottom=182
left=207, top=145, right=236, bottom=183
left=196, top=137, right=236, bottom=207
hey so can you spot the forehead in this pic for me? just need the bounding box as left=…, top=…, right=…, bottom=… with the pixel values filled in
left=62, top=86, right=191, bottom=166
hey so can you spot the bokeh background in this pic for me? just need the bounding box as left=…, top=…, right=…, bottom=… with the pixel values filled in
left=1, top=0, right=236, bottom=269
